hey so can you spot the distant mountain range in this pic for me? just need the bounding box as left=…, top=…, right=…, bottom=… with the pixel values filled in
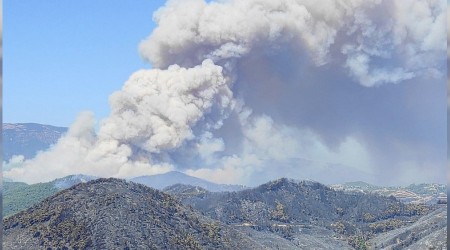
left=3, top=123, right=67, bottom=161
left=130, top=171, right=247, bottom=192
left=4, top=171, right=446, bottom=218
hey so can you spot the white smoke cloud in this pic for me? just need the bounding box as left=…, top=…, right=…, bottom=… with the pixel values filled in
left=5, top=0, right=446, bottom=185
left=98, top=59, right=232, bottom=153
left=5, top=60, right=233, bottom=183
left=3, top=155, right=25, bottom=171
left=187, top=154, right=262, bottom=185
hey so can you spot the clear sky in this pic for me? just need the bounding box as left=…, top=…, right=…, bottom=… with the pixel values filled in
left=4, top=0, right=165, bottom=127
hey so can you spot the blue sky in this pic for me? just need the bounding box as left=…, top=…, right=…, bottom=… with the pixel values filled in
left=4, top=0, right=165, bottom=127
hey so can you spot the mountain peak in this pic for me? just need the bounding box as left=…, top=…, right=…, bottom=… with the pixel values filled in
left=4, top=177, right=260, bottom=249
left=166, top=170, right=188, bottom=176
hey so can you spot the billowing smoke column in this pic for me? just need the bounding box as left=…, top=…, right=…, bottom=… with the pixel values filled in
left=100, top=60, right=232, bottom=154
left=5, top=0, right=446, bottom=185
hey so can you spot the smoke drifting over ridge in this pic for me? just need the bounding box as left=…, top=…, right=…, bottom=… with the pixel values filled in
left=5, top=0, right=446, bottom=185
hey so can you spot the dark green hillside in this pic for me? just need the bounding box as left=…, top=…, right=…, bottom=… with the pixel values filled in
left=3, top=181, right=58, bottom=218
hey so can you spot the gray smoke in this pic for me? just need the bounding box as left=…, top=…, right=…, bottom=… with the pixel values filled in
left=5, top=0, right=446, bottom=185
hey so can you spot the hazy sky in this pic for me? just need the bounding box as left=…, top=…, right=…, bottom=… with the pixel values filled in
left=3, top=0, right=447, bottom=186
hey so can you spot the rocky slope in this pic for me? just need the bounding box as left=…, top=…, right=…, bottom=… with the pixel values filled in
left=368, top=205, right=447, bottom=249
left=3, top=178, right=263, bottom=249
left=3, top=123, right=67, bottom=161
left=167, top=178, right=432, bottom=248
left=170, top=178, right=429, bottom=228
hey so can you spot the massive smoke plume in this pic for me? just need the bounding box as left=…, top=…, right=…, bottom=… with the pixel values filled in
left=5, top=0, right=446, bottom=185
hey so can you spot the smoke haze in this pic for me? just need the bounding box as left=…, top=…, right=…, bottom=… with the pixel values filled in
left=5, top=0, right=446, bottom=186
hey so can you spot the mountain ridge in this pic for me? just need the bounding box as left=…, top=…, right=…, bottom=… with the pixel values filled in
left=3, top=178, right=264, bottom=249
left=3, top=123, right=67, bottom=162
left=3, top=177, right=445, bottom=249
left=166, top=177, right=437, bottom=248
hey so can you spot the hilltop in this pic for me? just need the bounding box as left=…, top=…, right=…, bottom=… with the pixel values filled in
left=167, top=178, right=435, bottom=248
left=3, top=178, right=262, bottom=249
left=3, top=172, right=242, bottom=218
